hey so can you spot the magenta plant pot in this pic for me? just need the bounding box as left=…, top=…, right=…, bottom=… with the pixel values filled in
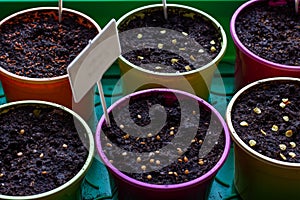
left=230, top=0, right=300, bottom=90
left=95, top=88, right=230, bottom=200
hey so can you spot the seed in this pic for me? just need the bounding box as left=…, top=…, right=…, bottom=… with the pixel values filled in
left=17, top=152, right=23, bottom=157
left=198, top=159, right=204, bottom=165
left=249, top=140, right=256, bottom=147
left=179, top=47, right=186, bottom=51
left=155, top=150, right=160, bottom=154
left=19, top=129, right=25, bottom=135
left=141, top=165, right=146, bottom=171
left=109, top=160, right=114, bottom=164
left=283, top=116, right=289, bottom=122
left=149, top=159, right=155, bottom=164
left=184, top=169, right=189, bottom=175
left=160, top=30, right=166, bottom=34
left=210, top=40, right=216, bottom=45
left=282, top=98, right=289, bottom=103
left=137, top=56, right=144, bottom=60
left=178, top=158, right=183, bottom=163
left=192, top=110, right=197, bottom=115
left=279, top=102, right=286, bottom=108
left=279, top=144, right=286, bottom=151
left=190, top=55, right=196, bottom=61
left=289, top=152, right=296, bottom=158
left=168, top=172, right=174, bottom=175
left=147, top=175, right=152, bottom=180
left=271, top=125, right=278, bottom=132
left=123, top=134, right=130, bottom=140
left=39, top=153, right=44, bottom=158
left=62, top=144, right=68, bottom=148
left=183, top=156, right=188, bottom=163
left=177, top=148, right=183, bottom=155
left=155, top=66, right=162, bottom=70
left=171, top=58, right=179, bottom=64
left=253, top=107, right=261, bottom=114
left=199, top=140, right=203, bottom=144
left=280, top=153, right=287, bottom=160
left=158, top=43, right=164, bottom=49
left=185, top=65, right=192, bottom=71
left=122, top=152, right=127, bottom=156
left=140, top=141, right=146, bottom=145
left=137, top=33, right=143, bottom=39
left=136, top=157, right=142, bottom=163
left=156, top=135, right=161, bottom=140
left=198, top=49, right=204, bottom=53
left=170, top=131, right=174, bottom=136
left=170, top=127, right=175, bottom=130
left=0, top=173, right=3, bottom=178
left=30, top=181, right=35, bottom=187
left=210, top=46, right=216, bottom=52
left=156, top=160, right=161, bottom=165
left=172, top=39, right=177, bottom=44
left=41, top=171, right=47, bottom=175
left=106, top=143, right=112, bottom=147
left=285, top=130, right=293, bottom=137
left=290, top=142, right=296, bottom=148
left=260, top=129, right=267, bottom=136
left=182, top=32, right=188, bottom=36
left=174, top=172, right=178, bottom=176
left=240, top=121, right=249, bottom=127
left=147, top=133, right=153, bottom=138
left=119, top=124, right=125, bottom=129
left=137, top=114, right=142, bottom=119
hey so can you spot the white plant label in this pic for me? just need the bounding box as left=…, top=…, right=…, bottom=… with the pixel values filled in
left=67, top=19, right=121, bottom=103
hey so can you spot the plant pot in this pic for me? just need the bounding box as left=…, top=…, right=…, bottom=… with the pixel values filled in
left=230, top=0, right=300, bottom=90
left=226, top=77, right=300, bottom=200
left=117, top=4, right=227, bottom=100
left=0, top=7, right=100, bottom=122
left=96, top=88, right=230, bottom=200
left=0, top=100, right=94, bottom=200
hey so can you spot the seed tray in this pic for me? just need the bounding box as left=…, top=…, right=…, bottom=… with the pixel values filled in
left=0, top=0, right=246, bottom=199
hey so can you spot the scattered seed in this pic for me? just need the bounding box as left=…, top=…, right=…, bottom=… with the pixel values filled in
left=280, top=153, right=287, bottom=160
left=285, top=130, right=293, bottom=137
left=147, top=133, right=153, bottom=138
left=170, top=127, right=175, bottom=130
left=123, top=134, right=130, bottom=140
left=137, top=33, right=143, bottom=39
left=289, top=152, right=296, bottom=158
left=177, top=148, right=183, bottom=155
left=179, top=47, right=186, bottom=51
left=17, top=152, right=23, bottom=157
left=170, top=131, right=174, bottom=136
left=168, top=171, right=174, bottom=175
left=253, top=107, right=261, bottom=114
left=260, top=129, right=267, bottom=136
left=141, top=165, right=146, bottom=171
left=62, top=144, right=68, bottom=148
left=119, top=124, right=125, bottom=129
left=136, top=157, right=142, bottom=163
left=149, top=159, right=155, bottom=164
left=156, top=135, right=161, bottom=140
left=191, top=139, right=196, bottom=143
left=147, top=174, right=152, bottom=180
left=249, top=140, right=256, bottom=147
left=171, top=58, right=179, bottom=64
left=210, top=46, right=216, bottom=52
left=192, top=110, right=197, bottom=115
left=282, top=98, right=289, bottom=103
left=160, top=30, right=166, bottom=34
left=122, top=152, right=127, bottom=156
left=41, top=171, right=48, bottom=175
left=19, top=129, right=25, bottom=135
left=140, top=141, right=146, bottom=145
left=106, top=143, right=112, bottom=147
left=290, top=142, right=296, bottom=148
left=109, top=160, right=114, bottom=164
left=156, top=160, right=160, bottom=165
left=29, top=181, right=35, bottom=187
left=157, top=43, right=164, bottom=49
left=279, top=144, right=287, bottom=151
left=0, top=173, right=3, bottom=178
left=283, top=116, right=289, bottom=122
left=185, top=65, right=192, bottom=71
left=198, top=159, right=204, bottom=165
left=198, top=49, right=204, bottom=53
left=174, top=172, right=178, bottom=177
left=155, top=66, right=162, bottom=70
left=155, top=150, right=160, bottom=154
left=240, top=121, right=249, bottom=127
left=39, top=153, right=44, bottom=158
left=279, top=102, right=286, bottom=108
left=199, top=140, right=203, bottom=144
left=137, top=114, right=142, bottom=119
left=178, top=158, right=183, bottom=163
left=182, top=32, right=188, bottom=36
left=184, top=169, right=189, bottom=175
left=210, top=40, right=216, bottom=45
left=183, top=156, right=189, bottom=163
left=190, top=55, right=196, bottom=61
left=172, top=39, right=177, bottom=44
left=271, top=125, right=278, bottom=132
left=137, top=56, right=144, bottom=60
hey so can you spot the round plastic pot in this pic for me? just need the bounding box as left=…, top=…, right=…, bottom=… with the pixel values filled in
left=117, top=4, right=227, bottom=100
left=0, top=100, right=95, bottom=200
left=0, top=7, right=101, bottom=122
left=226, top=77, right=300, bottom=200
left=96, top=88, right=231, bottom=200
left=230, top=0, right=300, bottom=90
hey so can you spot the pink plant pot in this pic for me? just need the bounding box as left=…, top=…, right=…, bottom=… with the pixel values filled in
left=230, top=0, right=300, bottom=90
left=95, top=88, right=231, bottom=200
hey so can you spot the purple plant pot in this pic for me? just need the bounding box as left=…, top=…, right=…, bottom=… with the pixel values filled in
left=95, top=88, right=231, bottom=200
left=230, top=0, right=300, bottom=90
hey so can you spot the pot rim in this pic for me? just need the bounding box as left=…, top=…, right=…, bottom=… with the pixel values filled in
left=96, top=88, right=231, bottom=191
left=117, top=3, right=227, bottom=77
left=0, top=100, right=95, bottom=200
left=0, top=7, right=101, bottom=83
left=226, top=77, right=300, bottom=168
left=230, top=0, right=300, bottom=69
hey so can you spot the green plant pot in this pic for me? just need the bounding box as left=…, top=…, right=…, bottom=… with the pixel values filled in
left=117, top=4, right=227, bottom=100
left=0, top=100, right=94, bottom=200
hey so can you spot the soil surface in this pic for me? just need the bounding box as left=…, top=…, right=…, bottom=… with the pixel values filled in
left=235, top=1, right=300, bottom=66
left=0, top=105, right=88, bottom=196
left=0, top=9, right=98, bottom=78
left=101, top=91, right=225, bottom=184
left=231, top=80, right=300, bottom=162
left=118, top=7, right=222, bottom=73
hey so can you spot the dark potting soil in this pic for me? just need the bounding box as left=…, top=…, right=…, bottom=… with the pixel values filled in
left=0, top=10, right=98, bottom=78
left=235, top=1, right=300, bottom=66
left=118, top=7, right=222, bottom=73
left=0, top=105, right=88, bottom=196
left=231, top=80, right=300, bottom=163
left=101, top=91, right=225, bottom=184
